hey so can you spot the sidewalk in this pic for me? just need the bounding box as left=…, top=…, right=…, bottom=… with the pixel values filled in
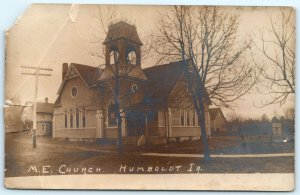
left=142, top=152, right=295, bottom=158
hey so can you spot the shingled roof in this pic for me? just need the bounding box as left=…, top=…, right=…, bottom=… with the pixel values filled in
left=55, top=60, right=210, bottom=108
left=57, top=63, right=103, bottom=95
left=72, top=63, right=102, bottom=87
left=143, top=61, right=185, bottom=103
left=103, top=21, right=143, bottom=45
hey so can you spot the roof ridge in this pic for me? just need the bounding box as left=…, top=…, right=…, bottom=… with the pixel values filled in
left=143, top=60, right=185, bottom=71
left=71, top=63, right=98, bottom=69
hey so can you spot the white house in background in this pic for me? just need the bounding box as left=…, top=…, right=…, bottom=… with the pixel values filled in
left=22, top=98, right=54, bottom=136
left=272, top=117, right=282, bottom=136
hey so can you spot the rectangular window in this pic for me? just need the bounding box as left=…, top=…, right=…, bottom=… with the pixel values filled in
left=64, top=112, right=68, bottom=128
left=79, top=110, right=82, bottom=127
left=70, top=110, right=73, bottom=128
left=180, top=109, right=185, bottom=126
left=76, top=109, right=79, bottom=128
left=192, top=110, right=195, bottom=126
left=82, top=108, right=86, bottom=127
left=187, top=110, right=190, bottom=126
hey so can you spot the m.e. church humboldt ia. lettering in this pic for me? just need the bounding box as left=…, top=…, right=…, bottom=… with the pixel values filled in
left=53, top=21, right=212, bottom=145
left=27, top=163, right=203, bottom=175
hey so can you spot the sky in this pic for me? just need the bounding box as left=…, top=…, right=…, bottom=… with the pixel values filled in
left=5, top=4, right=295, bottom=119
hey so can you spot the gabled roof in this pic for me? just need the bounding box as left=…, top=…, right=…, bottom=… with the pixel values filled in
left=72, top=64, right=102, bottom=87
left=143, top=61, right=186, bottom=103
left=143, top=60, right=211, bottom=105
left=57, top=63, right=103, bottom=95
left=103, top=21, right=143, bottom=45
left=209, top=108, right=226, bottom=121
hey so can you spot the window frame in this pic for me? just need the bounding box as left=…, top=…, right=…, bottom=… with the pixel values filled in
left=71, top=86, right=78, bottom=98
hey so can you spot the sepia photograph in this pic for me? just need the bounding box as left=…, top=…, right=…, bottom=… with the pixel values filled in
left=4, top=4, right=295, bottom=190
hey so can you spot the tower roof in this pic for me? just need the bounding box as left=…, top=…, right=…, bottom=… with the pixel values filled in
left=103, top=21, right=143, bottom=45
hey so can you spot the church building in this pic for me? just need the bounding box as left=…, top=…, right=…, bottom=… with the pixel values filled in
left=53, top=21, right=211, bottom=145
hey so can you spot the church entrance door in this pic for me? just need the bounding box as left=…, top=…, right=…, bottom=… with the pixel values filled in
left=126, top=111, right=146, bottom=136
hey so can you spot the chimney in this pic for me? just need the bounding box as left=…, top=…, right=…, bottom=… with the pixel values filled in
left=62, top=63, right=69, bottom=80
left=45, top=97, right=48, bottom=103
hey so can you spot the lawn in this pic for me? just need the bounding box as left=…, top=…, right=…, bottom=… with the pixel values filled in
left=5, top=132, right=294, bottom=177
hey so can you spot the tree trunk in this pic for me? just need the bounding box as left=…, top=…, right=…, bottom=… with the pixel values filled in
left=195, top=93, right=210, bottom=161
left=182, top=61, right=210, bottom=161
left=114, top=59, right=123, bottom=155
left=116, top=106, right=123, bottom=155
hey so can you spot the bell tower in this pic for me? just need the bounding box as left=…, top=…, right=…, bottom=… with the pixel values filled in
left=99, top=21, right=147, bottom=81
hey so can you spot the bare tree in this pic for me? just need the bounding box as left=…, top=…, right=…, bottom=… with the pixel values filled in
left=261, top=114, right=269, bottom=122
left=284, top=107, right=295, bottom=121
left=152, top=6, right=256, bottom=160
left=252, top=8, right=295, bottom=106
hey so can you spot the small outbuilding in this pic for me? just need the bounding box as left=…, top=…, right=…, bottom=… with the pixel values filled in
left=209, top=108, right=227, bottom=133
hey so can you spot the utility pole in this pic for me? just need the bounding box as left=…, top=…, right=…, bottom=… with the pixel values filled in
left=21, top=66, right=52, bottom=148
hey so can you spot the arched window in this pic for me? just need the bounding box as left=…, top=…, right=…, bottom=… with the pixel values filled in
left=126, top=46, right=136, bottom=65
left=180, top=109, right=185, bottom=126
left=76, top=109, right=79, bottom=128
left=70, top=109, right=73, bottom=128
left=64, top=111, right=68, bottom=128
left=108, top=101, right=117, bottom=127
left=82, top=108, right=86, bottom=128
left=110, top=49, right=120, bottom=64
left=71, top=86, right=78, bottom=98
left=187, top=110, right=190, bottom=126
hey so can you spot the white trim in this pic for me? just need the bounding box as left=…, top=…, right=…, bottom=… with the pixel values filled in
left=79, top=109, right=82, bottom=128
left=65, top=65, right=79, bottom=80
left=67, top=111, right=70, bottom=128
left=57, top=64, right=94, bottom=95
left=137, top=135, right=145, bottom=147
left=131, top=83, right=138, bottom=93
